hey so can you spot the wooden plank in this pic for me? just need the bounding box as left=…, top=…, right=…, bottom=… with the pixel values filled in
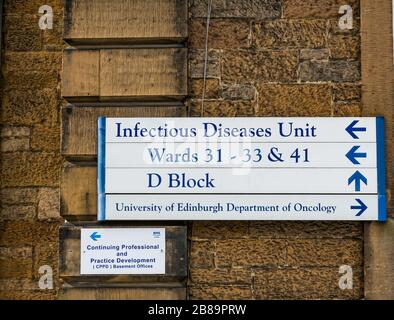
left=61, top=105, right=187, bottom=159
left=61, top=49, right=100, bottom=100
left=59, top=223, right=188, bottom=282
left=59, top=286, right=186, bottom=300
left=61, top=163, right=97, bottom=220
left=64, top=0, right=188, bottom=44
left=100, top=48, right=187, bottom=101
left=361, top=0, right=394, bottom=299
left=62, top=48, right=187, bottom=102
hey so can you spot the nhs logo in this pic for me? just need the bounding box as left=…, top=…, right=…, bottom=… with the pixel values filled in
left=153, top=231, right=161, bottom=238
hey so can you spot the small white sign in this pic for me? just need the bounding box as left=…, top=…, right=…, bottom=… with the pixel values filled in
left=80, top=228, right=165, bottom=275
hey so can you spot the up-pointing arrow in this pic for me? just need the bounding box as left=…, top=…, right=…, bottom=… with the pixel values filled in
left=348, top=170, right=368, bottom=192
left=346, top=120, right=367, bottom=139
left=346, top=146, right=367, bottom=165
left=351, top=198, right=368, bottom=216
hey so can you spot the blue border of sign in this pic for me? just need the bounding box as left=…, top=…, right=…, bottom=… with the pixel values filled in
left=376, top=117, right=386, bottom=221
left=97, top=117, right=106, bottom=221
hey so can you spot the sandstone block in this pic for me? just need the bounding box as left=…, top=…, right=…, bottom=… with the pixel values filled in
left=189, top=49, right=221, bottom=79
left=222, top=83, right=256, bottom=100
left=253, top=267, right=363, bottom=299
left=38, top=188, right=60, bottom=221
left=191, top=0, right=281, bottom=19
left=189, top=285, right=252, bottom=300
left=329, top=34, right=360, bottom=59
left=189, top=79, right=221, bottom=99
left=283, top=0, right=359, bottom=19
left=222, top=50, right=298, bottom=82
left=1, top=152, right=62, bottom=187
left=189, top=19, right=250, bottom=49
left=254, top=20, right=327, bottom=49
left=256, top=84, right=332, bottom=116
left=300, top=49, right=329, bottom=60
left=190, top=241, right=215, bottom=268
left=1, top=138, right=30, bottom=152
left=299, top=60, right=360, bottom=82
left=192, top=221, right=249, bottom=239
left=189, top=100, right=257, bottom=117
left=287, top=239, right=363, bottom=267
left=0, top=205, right=36, bottom=220
left=190, top=268, right=251, bottom=285
left=0, top=188, right=38, bottom=204
left=216, top=239, right=286, bottom=267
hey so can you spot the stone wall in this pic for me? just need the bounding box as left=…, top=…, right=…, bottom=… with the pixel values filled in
left=0, top=0, right=366, bottom=300
left=187, top=0, right=364, bottom=299
left=0, top=0, right=64, bottom=299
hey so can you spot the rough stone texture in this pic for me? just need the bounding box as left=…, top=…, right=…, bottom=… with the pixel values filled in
left=333, top=83, right=361, bottom=102
left=254, top=20, right=327, bottom=49
left=299, top=60, right=360, bottom=82
left=191, top=0, right=281, bottom=19
left=189, top=19, right=250, bottom=49
left=216, top=240, right=287, bottom=267
left=287, top=239, right=363, bottom=266
left=37, top=188, right=61, bottom=221
left=189, top=285, right=253, bottom=300
left=257, top=84, right=332, bottom=116
left=189, top=49, right=221, bottom=79
left=333, top=102, right=362, bottom=117
left=329, top=34, right=360, bottom=59
left=222, top=84, right=256, bottom=100
left=188, top=0, right=363, bottom=300
left=0, top=2, right=63, bottom=300
left=283, top=0, right=359, bottom=19
left=300, top=49, right=329, bottom=60
left=254, top=267, right=363, bottom=299
left=189, top=100, right=257, bottom=117
left=1, top=152, right=62, bottom=187
left=189, top=79, right=221, bottom=99
left=1, top=137, right=30, bottom=152
left=222, top=50, right=298, bottom=82
left=190, top=241, right=215, bottom=268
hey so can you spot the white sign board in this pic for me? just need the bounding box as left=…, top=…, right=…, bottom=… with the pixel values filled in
left=80, top=228, right=165, bottom=275
left=98, top=117, right=386, bottom=221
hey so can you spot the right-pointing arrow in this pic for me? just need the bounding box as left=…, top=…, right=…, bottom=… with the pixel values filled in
left=351, top=199, right=368, bottom=216
left=348, top=170, right=368, bottom=192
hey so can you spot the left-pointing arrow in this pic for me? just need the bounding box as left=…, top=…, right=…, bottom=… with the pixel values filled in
left=345, top=146, right=367, bottom=165
left=90, top=232, right=101, bottom=241
left=351, top=199, right=368, bottom=216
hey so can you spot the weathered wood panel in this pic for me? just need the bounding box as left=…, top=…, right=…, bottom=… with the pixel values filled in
left=61, top=105, right=187, bottom=159
left=361, top=0, right=394, bottom=299
left=59, top=223, right=188, bottom=282
left=59, top=286, right=186, bottom=300
left=62, top=48, right=187, bottom=102
left=100, top=48, right=187, bottom=101
left=61, top=163, right=97, bottom=220
left=61, top=50, right=99, bottom=100
left=64, top=0, right=188, bottom=44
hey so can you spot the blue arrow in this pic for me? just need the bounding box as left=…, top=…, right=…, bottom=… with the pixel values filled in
left=345, top=120, right=367, bottom=139
left=346, top=146, right=367, bottom=164
left=348, top=170, right=368, bottom=192
left=351, top=199, right=368, bottom=216
left=90, top=232, right=101, bottom=241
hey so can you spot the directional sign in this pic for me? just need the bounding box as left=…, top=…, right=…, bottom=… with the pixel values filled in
left=97, top=117, right=387, bottom=221
left=80, top=228, right=165, bottom=275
